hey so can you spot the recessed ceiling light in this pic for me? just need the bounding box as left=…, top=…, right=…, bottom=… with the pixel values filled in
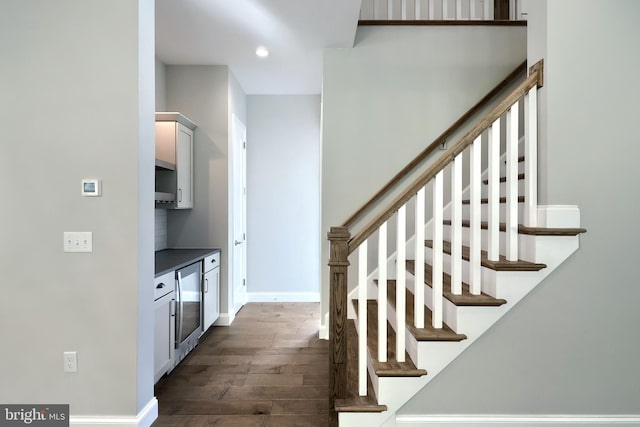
left=256, top=46, right=269, bottom=58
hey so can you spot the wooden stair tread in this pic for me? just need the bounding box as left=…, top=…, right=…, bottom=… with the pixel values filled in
left=384, top=280, right=467, bottom=340
left=442, top=219, right=587, bottom=236
left=483, top=173, right=524, bottom=184
left=462, top=196, right=525, bottom=205
left=405, top=261, right=506, bottom=306
left=425, top=240, right=547, bottom=271
left=335, top=320, right=387, bottom=413
left=353, top=300, right=427, bottom=377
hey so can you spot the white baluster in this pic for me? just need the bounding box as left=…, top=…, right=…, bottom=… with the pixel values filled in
left=432, top=171, right=444, bottom=328
left=374, top=0, right=381, bottom=19
left=443, top=0, right=451, bottom=19
left=414, top=188, right=425, bottom=328
left=358, top=241, right=368, bottom=396
left=470, top=0, right=477, bottom=20
left=487, top=118, right=500, bottom=261
left=396, top=205, right=406, bottom=362
left=402, top=0, right=407, bottom=19
left=388, top=0, right=394, bottom=19
left=505, top=103, right=519, bottom=261
left=524, top=87, right=538, bottom=227
left=509, top=0, right=517, bottom=20
left=428, top=0, right=436, bottom=19
left=484, top=0, right=494, bottom=20
left=451, top=154, right=463, bottom=295
left=456, top=0, right=462, bottom=20
left=415, top=0, right=422, bottom=19
left=469, top=136, right=482, bottom=295
left=378, top=222, right=388, bottom=362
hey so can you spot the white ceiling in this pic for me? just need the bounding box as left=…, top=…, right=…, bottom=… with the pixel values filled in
left=155, top=0, right=362, bottom=95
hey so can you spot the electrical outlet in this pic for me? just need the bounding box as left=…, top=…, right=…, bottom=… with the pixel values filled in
left=63, top=232, right=92, bottom=252
left=64, top=351, right=77, bottom=372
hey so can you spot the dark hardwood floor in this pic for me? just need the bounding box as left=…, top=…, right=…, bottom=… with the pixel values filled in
left=153, top=302, right=329, bottom=427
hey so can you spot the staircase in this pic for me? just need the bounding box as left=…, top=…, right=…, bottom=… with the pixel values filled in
left=327, top=60, right=586, bottom=426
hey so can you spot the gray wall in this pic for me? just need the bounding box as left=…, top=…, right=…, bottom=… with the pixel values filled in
left=246, top=95, right=321, bottom=300
left=321, top=25, right=527, bottom=333
left=155, top=58, right=167, bottom=112
left=164, top=65, right=247, bottom=321
left=399, top=0, right=640, bottom=416
left=0, top=0, right=155, bottom=417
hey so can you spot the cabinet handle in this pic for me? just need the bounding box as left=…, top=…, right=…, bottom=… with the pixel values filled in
left=156, top=282, right=165, bottom=289
left=178, top=188, right=182, bottom=202
left=205, top=278, right=209, bottom=293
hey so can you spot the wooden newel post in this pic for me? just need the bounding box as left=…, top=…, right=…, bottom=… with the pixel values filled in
left=328, top=226, right=350, bottom=427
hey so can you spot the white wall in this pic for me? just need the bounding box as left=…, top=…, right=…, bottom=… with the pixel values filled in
left=399, top=0, right=640, bottom=417
left=0, top=0, right=155, bottom=419
left=321, top=25, right=526, bottom=334
left=246, top=95, right=321, bottom=301
left=164, top=65, right=247, bottom=322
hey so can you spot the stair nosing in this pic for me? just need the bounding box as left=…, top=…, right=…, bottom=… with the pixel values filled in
left=443, top=219, right=586, bottom=236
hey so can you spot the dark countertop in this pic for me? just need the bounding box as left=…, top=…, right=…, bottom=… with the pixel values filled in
left=155, top=248, right=220, bottom=276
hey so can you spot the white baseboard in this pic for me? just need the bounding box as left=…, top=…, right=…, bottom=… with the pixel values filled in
left=395, top=414, right=640, bottom=426
left=246, top=292, right=320, bottom=302
left=70, top=398, right=157, bottom=427
left=214, top=311, right=235, bottom=326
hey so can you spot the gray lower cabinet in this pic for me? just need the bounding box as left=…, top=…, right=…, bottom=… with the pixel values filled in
left=154, top=271, right=175, bottom=383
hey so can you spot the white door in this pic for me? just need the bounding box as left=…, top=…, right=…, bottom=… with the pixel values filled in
left=231, top=115, right=247, bottom=313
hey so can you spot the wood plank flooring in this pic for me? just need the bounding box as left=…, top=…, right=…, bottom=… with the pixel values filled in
left=153, top=302, right=329, bottom=427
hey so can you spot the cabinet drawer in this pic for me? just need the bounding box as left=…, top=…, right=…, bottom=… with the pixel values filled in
left=154, top=271, right=175, bottom=300
left=203, top=252, right=220, bottom=272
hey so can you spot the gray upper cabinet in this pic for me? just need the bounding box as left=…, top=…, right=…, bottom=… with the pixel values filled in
left=155, top=113, right=196, bottom=209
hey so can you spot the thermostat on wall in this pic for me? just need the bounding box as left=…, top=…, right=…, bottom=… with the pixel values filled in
left=81, top=179, right=101, bottom=197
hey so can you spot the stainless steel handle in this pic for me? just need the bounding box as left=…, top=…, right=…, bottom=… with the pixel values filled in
left=176, top=271, right=183, bottom=346
left=170, top=299, right=176, bottom=317
left=178, top=188, right=182, bottom=203
left=205, top=278, right=209, bottom=293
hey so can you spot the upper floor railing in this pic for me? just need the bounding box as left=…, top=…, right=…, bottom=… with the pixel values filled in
left=359, top=0, right=523, bottom=22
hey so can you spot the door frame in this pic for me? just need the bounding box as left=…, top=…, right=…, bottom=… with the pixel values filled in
left=230, top=114, right=247, bottom=315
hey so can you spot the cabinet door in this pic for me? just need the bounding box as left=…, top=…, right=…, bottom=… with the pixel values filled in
left=202, top=267, right=220, bottom=331
left=175, top=123, right=193, bottom=209
left=154, top=291, right=175, bottom=383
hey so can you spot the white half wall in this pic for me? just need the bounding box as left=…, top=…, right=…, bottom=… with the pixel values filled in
left=247, top=95, right=321, bottom=301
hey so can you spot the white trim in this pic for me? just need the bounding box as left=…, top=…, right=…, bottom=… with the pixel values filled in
left=246, top=292, right=320, bottom=302
left=395, top=414, right=640, bottom=426
left=213, top=311, right=236, bottom=326
left=536, top=205, right=581, bottom=228
left=319, top=311, right=329, bottom=340
left=70, top=398, right=157, bottom=427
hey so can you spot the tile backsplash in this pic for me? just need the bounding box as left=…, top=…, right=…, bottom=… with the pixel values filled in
left=155, top=209, right=168, bottom=251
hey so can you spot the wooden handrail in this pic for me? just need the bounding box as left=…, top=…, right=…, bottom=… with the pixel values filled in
left=348, top=60, right=543, bottom=254
left=342, top=60, right=527, bottom=229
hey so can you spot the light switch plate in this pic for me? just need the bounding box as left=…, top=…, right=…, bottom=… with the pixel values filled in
left=63, top=232, right=93, bottom=252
